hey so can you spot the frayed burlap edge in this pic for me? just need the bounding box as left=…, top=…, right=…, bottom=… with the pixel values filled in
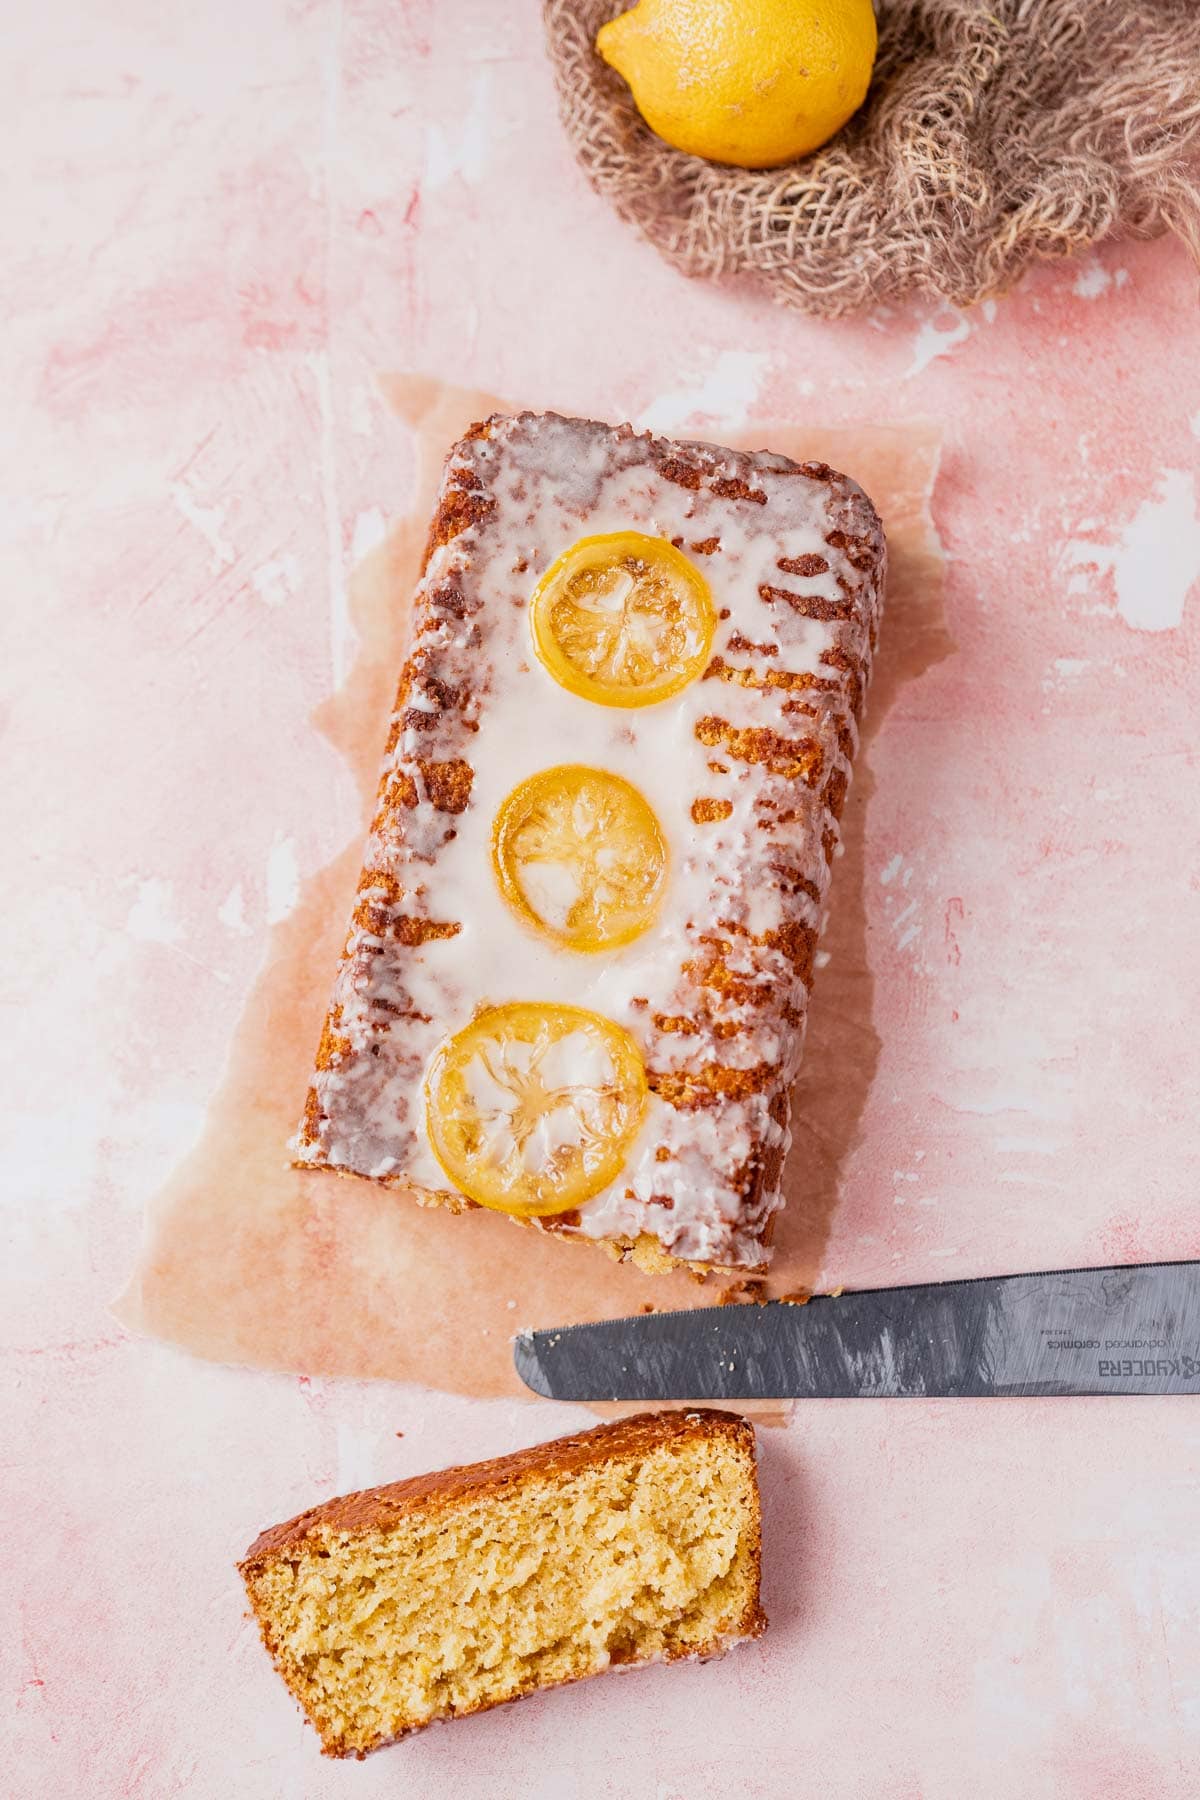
left=544, top=0, right=1200, bottom=317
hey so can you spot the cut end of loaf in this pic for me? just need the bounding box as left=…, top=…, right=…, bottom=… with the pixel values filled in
left=239, top=1409, right=765, bottom=1757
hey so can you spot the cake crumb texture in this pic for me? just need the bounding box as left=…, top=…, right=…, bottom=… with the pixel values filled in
left=239, top=1409, right=764, bottom=1756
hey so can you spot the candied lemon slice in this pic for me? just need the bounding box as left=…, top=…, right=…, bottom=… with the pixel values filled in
left=493, top=765, right=667, bottom=953
left=530, top=531, right=716, bottom=708
left=425, top=1002, right=647, bottom=1216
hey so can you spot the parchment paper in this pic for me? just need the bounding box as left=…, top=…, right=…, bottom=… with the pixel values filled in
left=115, top=378, right=946, bottom=1398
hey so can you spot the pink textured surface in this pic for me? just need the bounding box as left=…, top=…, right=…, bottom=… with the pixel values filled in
left=5, top=2, right=1200, bottom=1795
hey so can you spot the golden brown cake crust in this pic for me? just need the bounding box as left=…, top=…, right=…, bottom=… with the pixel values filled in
left=241, top=1407, right=758, bottom=1563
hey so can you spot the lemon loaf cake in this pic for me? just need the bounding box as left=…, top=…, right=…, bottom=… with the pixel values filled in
left=239, top=1409, right=765, bottom=1756
left=295, top=412, right=886, bottom=1269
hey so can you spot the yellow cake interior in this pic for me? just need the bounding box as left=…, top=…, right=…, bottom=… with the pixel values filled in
left=243, top=1428, right=761, bottom=1755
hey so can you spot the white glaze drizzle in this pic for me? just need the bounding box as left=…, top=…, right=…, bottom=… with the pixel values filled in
left=296, top=415, right=885, bottom=1267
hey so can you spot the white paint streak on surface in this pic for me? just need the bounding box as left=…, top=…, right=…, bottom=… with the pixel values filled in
left=350, top=383, right=375, bottom=437
left=425, top=70, right=493, bottom=189
left=906, top=310, right=971, bottom=378
left=250, top=554, right=300, bottom=607
left=879, top=853, right=904, bottom=886
left=266, top=837, right=300, bottom=925
left=1042, top=657, right=1089, bottom=691
left=952, top=1092, right=1063, bottom=1121
left=1073, top=259, right=1112, bottom=299
left=217, top=884, right=252, bottom=936
left=351, top=506, right=388, bottom=562
left=126, top=878, right=185, bottom=944
left=637, top=350, right=770, bottom=433
left=335, top=1418, right=384, bottom=1494
left=307, top=349, right=353, bottom=687
left=311, top=0, right=351, bottom=690
left=1064, top=470, right=1200, bottom=632
left=169, top=481, right=235, bottom=572
left=888, top=892, right=921, bottom=952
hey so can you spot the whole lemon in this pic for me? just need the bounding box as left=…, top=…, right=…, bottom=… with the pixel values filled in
left=597, top=0, right=878, bottom=169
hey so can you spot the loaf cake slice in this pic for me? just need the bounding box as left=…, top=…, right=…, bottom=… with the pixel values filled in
left=239, top=1409, right=764, bottom=1756
left=295, top=411, right=886, bottom=1270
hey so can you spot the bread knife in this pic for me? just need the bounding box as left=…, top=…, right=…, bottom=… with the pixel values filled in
left=514, top=1261, right=1200, bottom=1400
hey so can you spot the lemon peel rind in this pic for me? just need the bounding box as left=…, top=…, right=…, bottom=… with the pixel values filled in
left=423, top=1001, right=648, bottom=1218
left=491, top=763, right=669, bottom=953
left=530, top=531, right=717, bottom=709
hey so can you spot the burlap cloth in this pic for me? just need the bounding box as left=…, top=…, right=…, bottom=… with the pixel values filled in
left=544, top=0, right=1200, bottom=316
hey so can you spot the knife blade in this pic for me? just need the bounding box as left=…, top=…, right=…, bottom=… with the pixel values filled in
left=514, top=1261, right=1200, bottom=1401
